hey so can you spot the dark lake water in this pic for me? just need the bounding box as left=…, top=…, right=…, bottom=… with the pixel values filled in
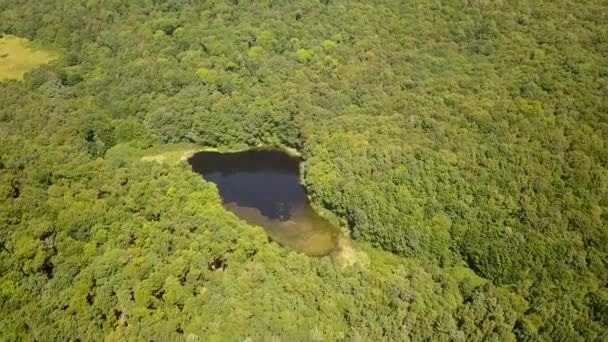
left=188, top=149, right=340, bottom=256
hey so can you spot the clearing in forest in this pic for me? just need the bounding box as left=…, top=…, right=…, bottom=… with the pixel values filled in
left=140, top=144, right=204, bottom=164
left=0, top=34, right=57, bottom=80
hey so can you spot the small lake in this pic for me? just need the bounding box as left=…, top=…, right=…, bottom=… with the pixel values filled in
left=188, top=149, right=341, bottom=256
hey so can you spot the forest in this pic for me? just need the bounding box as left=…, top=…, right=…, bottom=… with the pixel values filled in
left=1, top=0, right=607, bottom=340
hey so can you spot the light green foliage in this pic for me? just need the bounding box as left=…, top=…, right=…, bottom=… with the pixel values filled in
left=153, top=30, right=166, bottom=39
left=247, top=46, right=265, bottom=60
left=323, top=55, right=339, bottom=68
left=257, top=31, right=277, bottom=48
left=0, top=0, right=607, bottom=340
left=105, top=144, right=143, bottom=163
left=295, top=48, right=314, bottom=63
left=322, top=40, right=336, bottom=51
left=196, top=67, right=218, bottom=83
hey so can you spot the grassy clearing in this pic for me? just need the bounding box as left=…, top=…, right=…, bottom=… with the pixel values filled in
left=138, top=143, right=298, bottom=165
left=140, top=143, right=205, bottom=164
left=333, top=236, right=369, bottom=268
left=104, top=143, right=203, bottom=165
left=449, top=265, right=487, bottom=286
left=106, top=143, right=250, bottom=165
left=105, top=142, right=300, bottom=165
left=0, top=35, right=57, bottom=80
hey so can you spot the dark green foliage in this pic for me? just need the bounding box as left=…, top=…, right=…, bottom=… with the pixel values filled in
left=1, top=0, right=607, bottom=340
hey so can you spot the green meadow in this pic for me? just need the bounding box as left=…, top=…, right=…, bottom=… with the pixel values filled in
left=0, top=34, right=56, bottom=80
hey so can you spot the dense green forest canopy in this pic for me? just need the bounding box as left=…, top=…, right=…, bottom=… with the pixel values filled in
left=1, top=0, right=607, bottom=340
